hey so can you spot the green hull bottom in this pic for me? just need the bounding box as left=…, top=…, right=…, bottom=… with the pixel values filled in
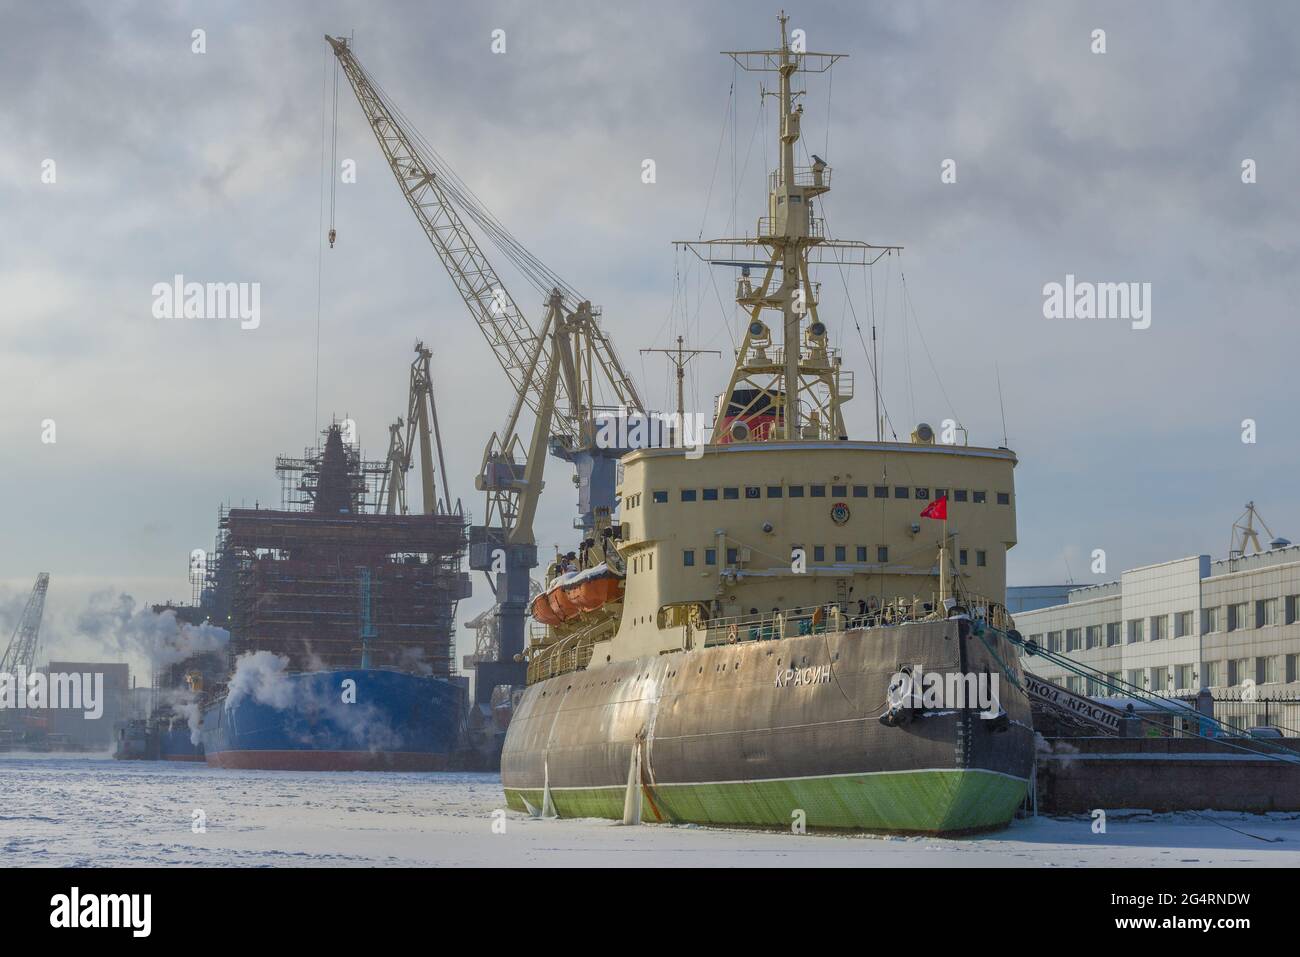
left=504, top=768, right=1029, bottom=834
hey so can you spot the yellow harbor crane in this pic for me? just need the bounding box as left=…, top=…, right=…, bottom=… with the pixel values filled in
left=325, top=35, right=645, bottom=686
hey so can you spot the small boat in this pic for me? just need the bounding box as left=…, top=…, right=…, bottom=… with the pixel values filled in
left=531, top=563, right=625, bottom=624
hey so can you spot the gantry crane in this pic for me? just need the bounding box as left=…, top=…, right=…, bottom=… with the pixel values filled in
left=0, top=573, right=50, bottom=676
left=326, top=36, right=644, bottom=687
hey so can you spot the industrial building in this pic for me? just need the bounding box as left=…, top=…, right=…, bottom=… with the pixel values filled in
left=1014, top=538, right=1300, bottom=729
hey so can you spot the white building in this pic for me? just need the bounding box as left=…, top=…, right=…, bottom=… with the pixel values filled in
left=1014, top=545, right=1300, bottom=700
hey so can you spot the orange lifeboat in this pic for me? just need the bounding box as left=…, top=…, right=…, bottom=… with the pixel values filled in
left=529, top=563, right=625, bottom=624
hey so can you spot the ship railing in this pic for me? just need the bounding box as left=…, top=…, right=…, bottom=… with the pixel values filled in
left=526, top=627, right=598, bottom=684
left=756, top=215, right=826, bottom=240
left=768, top=166, right=833, bottom=192
left=696, top=594, right=1014, bottom=647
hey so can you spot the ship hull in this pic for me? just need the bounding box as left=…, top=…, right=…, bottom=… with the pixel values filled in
left=501, top=619, right=1034, bottom=833
left=200, top=669, right=462, bottom=772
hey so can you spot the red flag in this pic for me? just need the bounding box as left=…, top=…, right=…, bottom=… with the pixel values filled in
left=920, top=496, right=948, bottom=520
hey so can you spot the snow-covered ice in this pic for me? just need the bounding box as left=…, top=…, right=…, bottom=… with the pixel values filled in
left=2, top=754, right=1298, bottom=867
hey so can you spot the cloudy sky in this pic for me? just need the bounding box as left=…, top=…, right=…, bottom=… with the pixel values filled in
left=2, top=0, right=1298, bottom=672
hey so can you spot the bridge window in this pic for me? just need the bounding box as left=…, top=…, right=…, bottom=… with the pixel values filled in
left=856, top=546, right=868, bottom=562
left=702, top=488, right=718, bottom=501
left=681, top=489, right=697, bottom=502
left=976, top=550, right=987, bottom=567
left=877, top=546, right=889, bottom=563
left=874, top=485, right=888, bottom=498
left=852, top=485, right=869, bottom=497
left=767, top=486, right=784, bottom=498
left=723, top=487, right=739, bottom=500
left=705, top=548, right=716, bottom=566
left=683, top=550, right=695, bottom=567
left=813, top=546, right=825, bottom=562
left=973, top=490, right=987, bottom=504
left=959, top=548, right=968, bottom=566
left=652, top=490, right=667, bottom=504
left=810, top=485, right=826, bottom=497
left=997, top=492, right=1011, bottom=505
left=788, top=485, right=804, bottom=497
left=954, top=489, right=968, bottom=502
left=893, top=487, right=909, bottom=499
left=831, top=485, right=847, bottom=497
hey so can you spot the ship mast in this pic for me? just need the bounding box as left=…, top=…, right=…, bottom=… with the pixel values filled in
left=677, top=12, right=900, bottom=444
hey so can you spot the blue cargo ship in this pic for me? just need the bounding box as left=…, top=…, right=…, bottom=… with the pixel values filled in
left=200, top=668, right=463, bottom=771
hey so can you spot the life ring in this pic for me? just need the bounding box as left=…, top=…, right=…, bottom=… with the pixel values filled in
left=727, top=623, right=738, bottom=643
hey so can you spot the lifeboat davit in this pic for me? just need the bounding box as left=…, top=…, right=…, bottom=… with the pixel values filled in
left=529, top=563, right=625, bottom=625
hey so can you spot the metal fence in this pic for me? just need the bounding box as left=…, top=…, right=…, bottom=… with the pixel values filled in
left=1176, top=691, right=1300, bottom=736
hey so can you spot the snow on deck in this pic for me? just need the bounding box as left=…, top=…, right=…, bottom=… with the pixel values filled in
left=2, top=754, right=1298, bottom=867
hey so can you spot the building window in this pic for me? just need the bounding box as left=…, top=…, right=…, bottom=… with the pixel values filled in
left=856, top=546, right=868, bottom=562
left=813, top=546, right=825, bottom=562
left=1257, top=598, right=1278, bottom=627
left=831, top=485, right=847, bottom=497
left=1047, top=631, right=1062, bottom=652
left=1204, top=660, right=1221, bottom=688
left=1227, top=602, right=1248, bottom=632
left=704, top=548, right=716, bottom=566
left=1150, top=615, right=1168, bottom=641
left=810, top=485, right=826, bottom=497
left=1086, top=625, right=1101, bottom=649
left=681, top=489, right=697, bottom=502
left=1257, top=656, right=1279, bottom=685
left=972, top=490, right=987, bottom=504
left=873, top=485, right=888, bottom=498
left=1066, top=628, right=1082, bottom=652
left=1106, top=622, right=1121, bottom=647
left=788, top=485, right=805, bottom=498
left=652, top=490, right=668, bottom=504
left=1126, top=669, right=1144, bottom=690
left=834, top=545, right=846, bottom=562
left=954, top=489, right=969, bottom=502
left=1228, top=658, right=1249, bottom=687
left=723, top=487, right=739, bottom=500
left=852, top=485, right=869, bottom=498
left=1066, top=676, right=1083, bottom=694
left=1287, top=654, right=1299, bottom=684
left=683, top=550, right=695, bottom=567
left=959, top=549, right=968, bottom=566
left=1149, top=667, right=1169, bottom=693
left=1127, top=619, right=1144, bottom=643
left=767, top=486, right=783, bottom=498
left=1286, top=595, right=1299, bottom=625
left=976, top=550, right=987, bottom=567
left=893, top=486, right=909, bottom=499
left=1202, top=606, right=1221, bottom=633
left=997, top=492, right=1011, bottom=505
left=1174, top=611, right=1193, bottom=638
left=1174, top=664, right=1194, bottom=692
left=877, top=546, right=889, bottom=563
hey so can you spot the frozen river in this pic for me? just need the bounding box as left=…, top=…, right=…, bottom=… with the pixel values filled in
left=2, top=754, right=1298, bottom=867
